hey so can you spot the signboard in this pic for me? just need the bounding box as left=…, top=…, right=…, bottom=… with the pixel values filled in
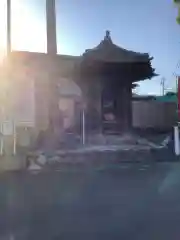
left=1, top=121, right=14, bottom=136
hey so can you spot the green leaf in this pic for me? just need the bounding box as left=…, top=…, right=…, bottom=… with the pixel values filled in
left=174, top=0, right=180, bottom=4
left=177, top=16, right=180, bottom=24
left=175, top=3, right=180, bottom=24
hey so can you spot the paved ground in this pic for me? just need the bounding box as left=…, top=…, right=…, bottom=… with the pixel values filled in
left=1, top=162, right=180, bottom=239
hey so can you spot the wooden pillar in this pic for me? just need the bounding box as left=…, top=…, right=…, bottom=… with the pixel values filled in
left=123, top=84, right=132, bottom=130
left=81, top=80, right=102, bottom=133
left=95, top=82, right=102, bottom=133
left=115, top=86, right=123, bottom=131
left=128, top=84, right=132, bottom=128
left=115, top=83, right=132, bottom=131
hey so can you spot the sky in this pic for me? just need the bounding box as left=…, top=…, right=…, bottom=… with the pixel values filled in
left=0, top=0, right=179, bottom=95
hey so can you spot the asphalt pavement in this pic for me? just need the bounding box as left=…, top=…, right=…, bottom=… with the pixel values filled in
left=0, top=162, right=180, bottom=239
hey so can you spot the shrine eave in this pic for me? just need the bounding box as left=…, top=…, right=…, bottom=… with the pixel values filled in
left=82, top=48, right=151, bottom=64
left=134, top=72, right=158, bottom=83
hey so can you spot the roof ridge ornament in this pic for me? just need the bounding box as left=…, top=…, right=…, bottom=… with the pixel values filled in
left=104, top=30, right=112, bottom=43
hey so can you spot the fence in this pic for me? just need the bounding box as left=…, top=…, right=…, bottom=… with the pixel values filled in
left=132, top=101, right=177, bottom=131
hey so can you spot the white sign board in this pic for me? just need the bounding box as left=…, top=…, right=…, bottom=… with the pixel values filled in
left=2, top=121, right=14, bottom=136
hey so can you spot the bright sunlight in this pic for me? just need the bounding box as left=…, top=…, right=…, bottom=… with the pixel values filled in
left=0, top=0, right=47, bottom=59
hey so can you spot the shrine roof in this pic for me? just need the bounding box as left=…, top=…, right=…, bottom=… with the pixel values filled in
left=3, top=45, right=156, bottom=82
left=82, top=31, right=152, bottom=63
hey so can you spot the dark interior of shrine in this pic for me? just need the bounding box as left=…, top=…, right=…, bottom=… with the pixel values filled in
left=78, top=57, right=156, bottom=133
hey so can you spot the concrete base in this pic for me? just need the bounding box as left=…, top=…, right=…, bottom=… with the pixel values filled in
left=0, top=155, right=25, bottom=171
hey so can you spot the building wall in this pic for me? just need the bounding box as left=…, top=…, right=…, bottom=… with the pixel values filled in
left=0, top=52, right=83, bottom=149
left=3, top=53, right=81, bottom=127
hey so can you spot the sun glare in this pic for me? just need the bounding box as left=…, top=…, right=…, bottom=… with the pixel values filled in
left=11, top=0, right=47, bottom=52
left=0, top=0, right=7, bottom=60
left=0, top=0, right=46, bottom=59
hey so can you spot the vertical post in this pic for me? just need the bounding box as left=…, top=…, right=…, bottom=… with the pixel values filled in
left=82, top=109, right=85, bottom=145
left=174, top=126, right=180, bottom=155
left=46, top=0, right=57, bottom=54
left=175, top=76, right=180, bottom=156
left=13, top=121, right=16, bottom=155
left=6, top=0, right=15, bottom=157
left=177, top=76, right=180, bottom=121
left=7, top=0, right=11, bottom=55
left=46, top=0, right=58, bottom=131
left=126, top=84, right=132, bottom=129
left=0, top=122, right=3, bottom=155
left=161, top=77, right=165, bottom=96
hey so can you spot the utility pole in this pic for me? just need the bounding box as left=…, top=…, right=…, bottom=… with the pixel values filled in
left=46, top=0, right=57, bottom=54
left=46, top=0, right=59, bottom=137
left=7, top=0, right=11, bottom=55
left=161, top=77, right=166, bottom=96
left=0, top=0, right=16, bottom=157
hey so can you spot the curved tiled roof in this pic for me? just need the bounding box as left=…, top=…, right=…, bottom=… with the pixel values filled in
left=82, top=31, right=151, bottom=63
